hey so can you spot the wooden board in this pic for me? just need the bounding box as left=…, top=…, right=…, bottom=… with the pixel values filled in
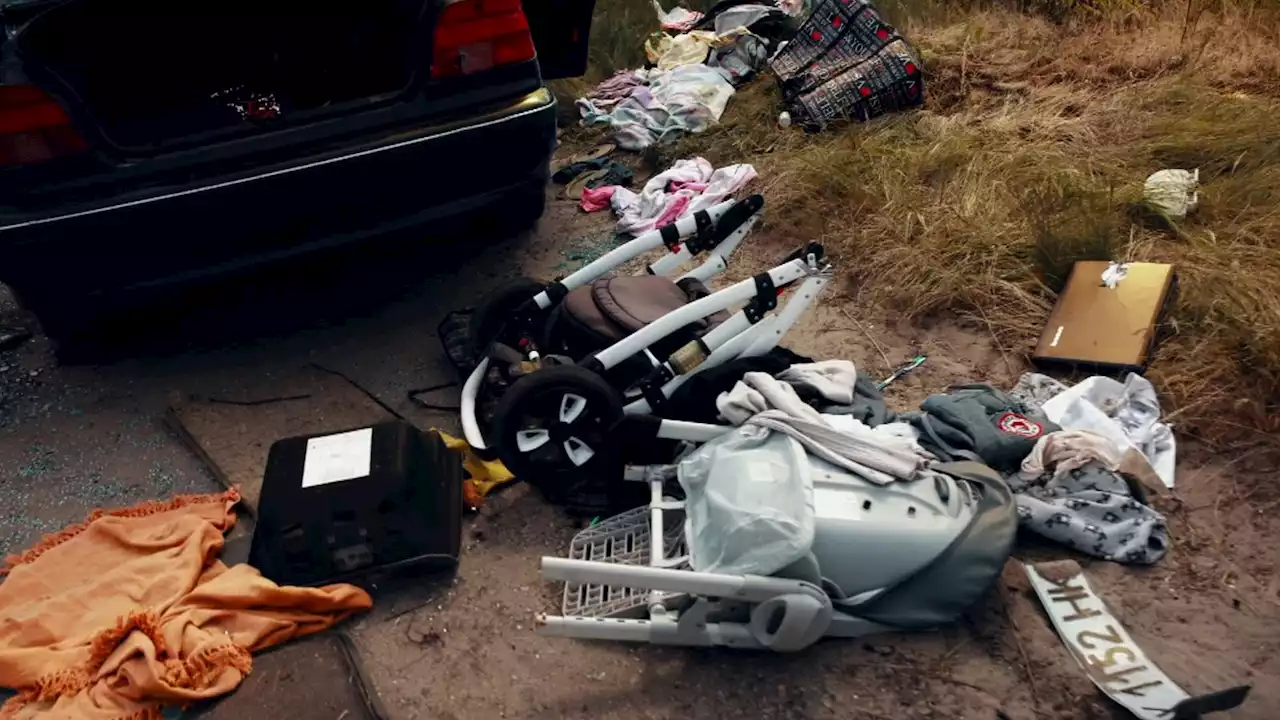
left=167, top=366, right=397, bottom=516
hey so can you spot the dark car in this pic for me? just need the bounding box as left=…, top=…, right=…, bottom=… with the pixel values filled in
left=0, top=0, right=594, bottom=343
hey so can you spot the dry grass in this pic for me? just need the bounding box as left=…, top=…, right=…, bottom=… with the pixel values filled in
left=569, top=0, right=1280, bottom=444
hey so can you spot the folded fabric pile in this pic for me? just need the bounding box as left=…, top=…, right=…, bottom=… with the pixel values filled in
left=578, top=64, right=737, bottom=150
left=0, top=490, right=372, bottom=719
left=575, top=1, right=797, bottom=149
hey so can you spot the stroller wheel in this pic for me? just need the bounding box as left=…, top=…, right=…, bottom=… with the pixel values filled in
left=492, top=365, right=625, bottom=483
left=469, top=277, right=546, bottom=357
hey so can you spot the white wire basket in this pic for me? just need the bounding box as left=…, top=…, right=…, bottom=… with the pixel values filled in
left=560, top=499, right=688, bottom=619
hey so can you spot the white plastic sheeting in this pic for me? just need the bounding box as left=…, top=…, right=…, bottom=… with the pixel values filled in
left=678, top=426, right=816, bottom=577
left=1041, top=374, right=1177, bottom=488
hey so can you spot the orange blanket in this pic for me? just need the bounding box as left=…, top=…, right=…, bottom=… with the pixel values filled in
left=0, top=490, right=373, bottom=719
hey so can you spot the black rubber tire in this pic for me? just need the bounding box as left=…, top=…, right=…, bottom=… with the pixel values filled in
left=470, top=182, right=546, bottom=238
left=491, top=364, right=625, bottom=490
left=467, top=277, right=546, bottom=358
left=504, top=183, right=548, bottom=234
left=9, top=289, right=104, bottom=362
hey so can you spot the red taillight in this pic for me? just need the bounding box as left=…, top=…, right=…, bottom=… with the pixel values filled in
left=0, top=85, right=87, bottom=166
left=432, top=0, right=536, bottom=78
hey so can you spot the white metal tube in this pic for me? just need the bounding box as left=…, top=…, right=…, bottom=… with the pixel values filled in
left=741, top=275, right=830, bottom=357
left=623, top=274, right=829, bottom=414
left=623, top=314, right=771, bottom=415
left=694, top=308, right=753, bottom=351
left=542, top=558, right=746, bottom=597
left=594, top=260, right=811, bottom=370
left=648, top=245, right=694, bottom=277
left=654, top=420, right=731, bottom=443
left=460, top=358, right=490, bottom=450
left=649, top=478, right=665, bottom=567
left=647, top=478, right=672, bottom=608
left=556, top=232, right=668, bottom=295
left=677, top=215, right=758, bottom=284
left=536, top=615, right=654, bottom=642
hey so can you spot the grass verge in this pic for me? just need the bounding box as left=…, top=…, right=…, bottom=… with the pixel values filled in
left=566, top=0, right=1280, bottom=444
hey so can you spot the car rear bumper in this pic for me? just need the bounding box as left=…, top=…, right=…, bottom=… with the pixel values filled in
left=0, top=87, right=556, bottom=301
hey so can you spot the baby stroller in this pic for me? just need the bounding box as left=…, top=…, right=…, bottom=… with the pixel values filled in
left=457, top=195, right=833, bottom=510
left=536, top=458, right=1017, bottom=651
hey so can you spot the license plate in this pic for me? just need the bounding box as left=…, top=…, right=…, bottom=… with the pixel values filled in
left=1025, top=561, right=1190, bottom=719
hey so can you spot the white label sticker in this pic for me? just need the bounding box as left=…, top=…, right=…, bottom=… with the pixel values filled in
left=1050, top=325, right=1064, bottom=348
left=1024, top=562, right=1190, bottom=719
left=301, top=428, right=373, bottom=488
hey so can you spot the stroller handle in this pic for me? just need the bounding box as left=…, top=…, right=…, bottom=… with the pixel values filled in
left=691, top=194, right=764, bottom=253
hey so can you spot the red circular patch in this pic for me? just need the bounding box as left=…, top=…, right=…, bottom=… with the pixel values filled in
left=997, top=413, right=1043, bottom=439
left=832, top=16, right=842, bottom=26
left=905, top=62, right=917, bottom=74
left=859, top=86, right=871, bottom=97
left=876, top=28, right=889, bottom=40
left=811, top=30, right=822, bottom=40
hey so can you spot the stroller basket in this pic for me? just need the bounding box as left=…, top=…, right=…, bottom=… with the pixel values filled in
left=562, top=505, right=688, bottom=619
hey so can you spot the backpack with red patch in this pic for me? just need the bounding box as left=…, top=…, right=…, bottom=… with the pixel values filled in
left=770, top=0, right=924, bottom=129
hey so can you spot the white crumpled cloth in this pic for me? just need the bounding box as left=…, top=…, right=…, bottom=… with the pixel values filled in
left=712, top=3, right=780, bottom=34
left=577, top=64, right=736, bottom=151
left=610, top=156, right=756, bottom=235
left=717, top=371, right=932, bottom=485
left=1040, top=374, right=1177, bottom=488
left=776, top=360, right=857, bottom=406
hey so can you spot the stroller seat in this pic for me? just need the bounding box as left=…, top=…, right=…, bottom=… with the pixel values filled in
left=547, top=276, right=731, bottom=363
left=538, top=458, right=1018, bottom=651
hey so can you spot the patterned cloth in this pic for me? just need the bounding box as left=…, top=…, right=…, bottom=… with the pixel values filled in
left=907, top=384, right=1060, bottom=476
left=769, top=0, right=923, bottom=129
left=1008, top=371, right=1070, bottom=412
left=1010, top=430, right=1169, bottom=565
left=585, top=70, right=646, bottom=108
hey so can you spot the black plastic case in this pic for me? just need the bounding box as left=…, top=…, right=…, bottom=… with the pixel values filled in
left=249, top=421, right=462, bottom=587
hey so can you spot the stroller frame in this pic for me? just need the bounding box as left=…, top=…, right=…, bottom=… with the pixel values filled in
left=536, top=477, right=894, bottom=651
left=459, top=195, right=833, bottom=464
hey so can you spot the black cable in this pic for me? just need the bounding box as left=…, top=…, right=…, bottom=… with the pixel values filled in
left=307, top=362, right=409, bottom=423
left=201, top=393, right=312, bottom=407
left=406, top=381, right=460, bottom=412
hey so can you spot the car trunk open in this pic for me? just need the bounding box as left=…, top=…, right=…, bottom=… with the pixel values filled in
left=14, top=0, right=433, bottom=152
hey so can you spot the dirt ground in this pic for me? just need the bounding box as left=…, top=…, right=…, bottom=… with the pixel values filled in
left=2, top=164, right=1278, bottom=719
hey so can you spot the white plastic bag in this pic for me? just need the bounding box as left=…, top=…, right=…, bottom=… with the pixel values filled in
left=678, top=425, right=815, bottom=576
left=1143, top=168, right=1199, bottom=218
left=1041, top=374, right=1176, bottom=488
